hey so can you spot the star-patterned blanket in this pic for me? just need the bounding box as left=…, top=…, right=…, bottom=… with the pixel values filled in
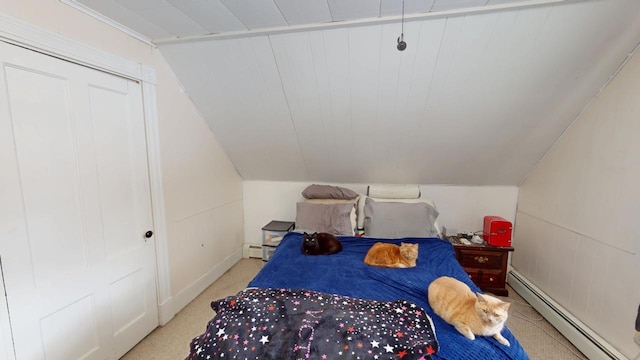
left=187, top=288, right=439, bottom=360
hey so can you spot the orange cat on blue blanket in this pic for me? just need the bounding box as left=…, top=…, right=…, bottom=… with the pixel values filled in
left=428, top=276, right=511, bottom=346
left=363, top=242, right=418, bottom=268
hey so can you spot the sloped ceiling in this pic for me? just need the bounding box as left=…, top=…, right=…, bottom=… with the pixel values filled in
left=70, top=0, right=640, bottom=185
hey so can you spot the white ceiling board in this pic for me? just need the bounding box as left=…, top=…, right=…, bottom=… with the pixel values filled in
left=348, top=25, right=384, bottom=182
left=395, top=20, right=446, bottom=180
left=380, top=0, right=435, bottom=17
left=270, top=32, right=328, bottom=179
left=487, top=0, right=532, bottom=5
left=369, top=22, right=407, bottom=182
left=406, top=3, right=593, bottom=184
left=307, top=31, right=348, bottom=180
left=494, top=1, right=640, bottom=183
left=431, top=0, right=489, bottom=12
left=160, top=37, right=307, bottom=180
left=418, top=16, right=464, bottom=142
left=274, top=0, right=332, bottom=25
left=77, top=0, right=172, bottom=39
left=167, top=0, right=246, bottom=34
left=217, top=37, right=307, bottom=180
left=220, top=0, right=288, bottom=30
left=137, top=5, right=208, bottom=37
left=114, top=0, right=169, bottom=12
left=321, top=28, right=360, bottom=182
left=328, top=0, right=382, bottom=21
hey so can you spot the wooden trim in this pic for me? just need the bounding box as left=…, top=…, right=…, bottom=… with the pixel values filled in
left=0, top=12, right=142, bottom=80
left=155, top=0, right=574, bottom=45
left=141, top=66, right=175, bottom=324
left=59, top=0, right=155, bottom=47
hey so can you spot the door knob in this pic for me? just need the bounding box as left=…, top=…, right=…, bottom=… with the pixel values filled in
left=145, top=230, right=153, bottom=238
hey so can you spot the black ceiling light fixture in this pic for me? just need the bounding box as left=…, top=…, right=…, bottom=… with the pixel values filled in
left=397, top=0, right=407, bottom=51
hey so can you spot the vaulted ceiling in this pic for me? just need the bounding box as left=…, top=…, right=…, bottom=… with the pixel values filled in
left=67, top=0, right=640, bottom=185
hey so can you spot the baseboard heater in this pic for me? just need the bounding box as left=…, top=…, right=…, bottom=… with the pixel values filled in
left=508, top=270, right=627, bottom=360
left=243, top=244, right=262, bottom=259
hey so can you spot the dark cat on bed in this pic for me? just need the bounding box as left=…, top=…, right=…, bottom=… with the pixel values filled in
left=301, top=232, right=343, bottom=255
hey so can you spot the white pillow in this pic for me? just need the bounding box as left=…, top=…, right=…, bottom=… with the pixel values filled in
left=367, top=185, right=420, bottom=199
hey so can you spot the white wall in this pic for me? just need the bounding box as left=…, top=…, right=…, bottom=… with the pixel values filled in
left=243, top=180, right=518, bottom=245
left=513, top=45, right=640, bottom=357
left=0, top=1, right=243, bottom=314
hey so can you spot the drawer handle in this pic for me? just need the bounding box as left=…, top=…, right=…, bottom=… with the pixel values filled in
left=474, top=256, right=489, bottom=264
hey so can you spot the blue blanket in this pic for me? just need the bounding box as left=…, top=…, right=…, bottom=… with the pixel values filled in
left=249, top=232, right=529, bottom=360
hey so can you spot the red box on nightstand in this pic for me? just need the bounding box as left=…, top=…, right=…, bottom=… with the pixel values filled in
left=483, top=216, right=512, bottom=247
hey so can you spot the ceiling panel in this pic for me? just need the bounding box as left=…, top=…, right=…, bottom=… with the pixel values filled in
left=348, top=25, right=384, bottom=182
left=160, top=37, right=307, bottom=180
left=395, top=19, right=446, bottom=180
left=136, top=5, right=208, bottom=37
left=320, top=28, right=359, bottom=182
left=167, top=0, right=246, bottom=34
left=270, top=32, right=326, bottom=178
left=114, top=0, right=168, bottom=12
left=327, top=0, right=382, bottom=21
left=431, top=0, right=488, bottom=12
left=380, top=0, right=435, bottom=17
left=274, top=0, right=332, bottom=25
left=220, top=0, right=288, bottom=29
left=78, top=0, right=172, bottom=39
left=486, top=0, right=532, bottom=5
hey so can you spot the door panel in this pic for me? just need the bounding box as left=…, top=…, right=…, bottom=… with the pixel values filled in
left=5, top=65, right=89, bottom=287
left=40, top=295, right=101, bottom=360
left=109, top=268, right=146, bottom=335
left=89, top=84, right=149, bottom=258
left=0, top=41, right=158, bottom=359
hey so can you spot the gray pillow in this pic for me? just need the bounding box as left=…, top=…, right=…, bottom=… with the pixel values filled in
left=364, top=198, right=439, bottom=238
left=295, top=202, right=355, bottom=235
left=302, top=184, right=359, bottom=200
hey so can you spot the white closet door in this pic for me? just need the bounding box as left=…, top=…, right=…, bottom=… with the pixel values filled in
left=0, top=41, right=158, bottom=359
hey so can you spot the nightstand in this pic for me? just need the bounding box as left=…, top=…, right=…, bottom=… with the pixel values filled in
left=448, top=236, right=514, bottom=296
left=261, top=220, right=295, bottom=265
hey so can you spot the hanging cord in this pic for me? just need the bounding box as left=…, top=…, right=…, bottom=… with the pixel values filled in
left=397, top=0, right=407, bottom=51
left=401, top=0, right=405, bottom=38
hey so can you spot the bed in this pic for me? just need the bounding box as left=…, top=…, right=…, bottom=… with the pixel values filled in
left=187, top=185, right=529, bottom=360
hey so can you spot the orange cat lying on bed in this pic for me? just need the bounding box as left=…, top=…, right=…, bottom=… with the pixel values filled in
left=428, top=276, right=511, bottom=346
left=363, top=242, right=418, bottom=268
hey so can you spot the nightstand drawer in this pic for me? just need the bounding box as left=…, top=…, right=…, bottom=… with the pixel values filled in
left=465, top=268, right=505, bottom=289
left=449, top=236, right=514, bottom=296
left=457, top=249, right=504, bottom=269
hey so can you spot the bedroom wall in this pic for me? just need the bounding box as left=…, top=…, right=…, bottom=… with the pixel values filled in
left=243, top=180, right=518, bottom=246
left=0, top=1, right=243, bottom=314
left=513, top=45, right=640, bottom=357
